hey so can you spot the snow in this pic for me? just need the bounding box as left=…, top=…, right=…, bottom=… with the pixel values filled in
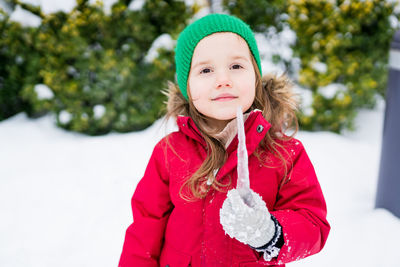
left=34, top=84, right=54, bottom=100
left=144, top=33, right=175, bottom=63
left=1, top=99, right=400, bottom=267
left=389, top=15, right=399, bottom=29
left=14, top=0, right=77, bottom=14
left=255, top=25, right=298, bottom=76
left=0, top=114, right=174, bottom=267
left=58, top=110, right=72, bottom=124
left=293, top=85, right=314, bottom=116
left=0, top=1, right=10, bottom=13
left=127, top=0, right=145, bottom=11
left=319, top=83, right=347, bottom=99
left=93, top=105, right=106, bottom=119
left=311, top=61, right=328, bottom=74
left=2, top=1, right=400, bottom=266
left=9, top=5, right=42, bottom=27
left=6, top=0, right=130, bottom=21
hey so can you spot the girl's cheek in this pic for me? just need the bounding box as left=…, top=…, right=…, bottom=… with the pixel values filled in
left=190, top=91, right=199, bottom=101
left=188, top=84, right=200, bottom=101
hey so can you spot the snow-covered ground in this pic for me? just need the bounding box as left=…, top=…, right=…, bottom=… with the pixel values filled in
left=1, top=101, right=400, bottom=267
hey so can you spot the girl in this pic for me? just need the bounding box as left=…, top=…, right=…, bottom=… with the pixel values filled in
left=119, top=14, right=330, bottom=267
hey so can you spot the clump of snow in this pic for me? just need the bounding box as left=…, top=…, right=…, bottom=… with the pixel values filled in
left=9, top=5, right=41, bottom=27
left=67, top=66, right=79, bottom=78
left=128, top=0, right=145, bottom=11
left=144, top=34, right=175, bottom=63
left=319, top=83, right=347, bottom=99
left=209, top=0, right=224, bottom=13
left=8, top=0, right=121, bottom=20
left=311, top=61, right=327, bottom=74
left=34, top=84, right=54, bottom=100
left=293, top=85, right=314, bottom=116
left=254, top=25, right=298, bottom=76
left=93, top=105, right=106, bottom=119
left=8, top=0, right=75, bottom=16
left=389, top=15, right=399, bottom=29
left=58, top=110, right=72, bottom=124
left=0, top=1, right=11, bottom=13
left=277, top=26, right=297, bottom=61
left=121, top=43, right=130, bottom=52
left=183, top=0, right=196, bottom=7
left=15, top=55, right=24, bottom=64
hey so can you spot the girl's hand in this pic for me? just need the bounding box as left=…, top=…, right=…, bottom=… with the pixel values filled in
left=219, top=188, right=275, bottom=248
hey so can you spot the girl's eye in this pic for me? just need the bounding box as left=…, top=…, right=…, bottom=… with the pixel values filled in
left=231, top=64, right=242, bottom=70
left=200, top=68, right=212, bottom=74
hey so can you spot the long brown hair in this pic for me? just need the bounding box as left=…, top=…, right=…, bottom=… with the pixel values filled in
left=163, top=55, right=299, bottom=200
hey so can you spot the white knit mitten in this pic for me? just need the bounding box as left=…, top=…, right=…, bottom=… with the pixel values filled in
left=220, top=188, right=275, bottom=248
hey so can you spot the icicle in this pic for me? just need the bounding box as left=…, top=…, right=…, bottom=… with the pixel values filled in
left=236, top=106, right=255, bottom=207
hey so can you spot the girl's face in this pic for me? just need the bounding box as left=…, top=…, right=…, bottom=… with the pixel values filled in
left=188, top=32, right=256, bottom=129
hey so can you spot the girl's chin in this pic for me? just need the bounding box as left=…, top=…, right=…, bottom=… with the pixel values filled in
left=207, top=115, right=236, bottom=123
left=201, top=106, right=251, bottom=124
left=204, top=117, right=233, bottom=130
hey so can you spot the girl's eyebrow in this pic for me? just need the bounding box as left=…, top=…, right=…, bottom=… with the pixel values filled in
left=191, top=55, right=250, bottom=70
left=192, top=60, right=212, bottom=70
left=231, top=55, right=250, bottom=62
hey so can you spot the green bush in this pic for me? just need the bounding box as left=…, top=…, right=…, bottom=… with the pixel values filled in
left=221, top=0, right=296, bottom=74
left=222, top=0, right=287, bottom=32
left=4, top=0, right=194, bottom=135
left=3, top=0, right=398, bottom=134
left=288, top=0, right=399, bottom=132
left=223, top=0, right=399, bottom=133
left=0, top=9, right=42, bottom=120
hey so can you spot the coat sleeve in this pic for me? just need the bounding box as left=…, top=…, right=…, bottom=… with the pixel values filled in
left=267, top=140, right=330, bottom=265
left=119, top=140, right=173, bottom=267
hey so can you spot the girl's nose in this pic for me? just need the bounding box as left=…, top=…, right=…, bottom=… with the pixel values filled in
left=215, top=71, right=232, bottom=89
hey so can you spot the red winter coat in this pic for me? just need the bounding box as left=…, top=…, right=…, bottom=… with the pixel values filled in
left=119, top=110, right=330, bottom=267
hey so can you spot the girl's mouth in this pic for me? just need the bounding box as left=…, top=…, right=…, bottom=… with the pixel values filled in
left=212, top=94, right=238, bottom=101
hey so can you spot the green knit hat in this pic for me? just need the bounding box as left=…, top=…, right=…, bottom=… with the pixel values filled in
left=175, top=13, right=262, bottom=100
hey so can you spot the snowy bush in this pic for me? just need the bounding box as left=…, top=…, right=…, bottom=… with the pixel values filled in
left=288, top=0, right=399, bottom=132
left=223, top=0, right=399, bottom=133
left=0, top=8, right=42, bottom=120
left=2, top=0, right=194, bottom=135
left=221, top=0, right=296, bottom=74
left=3, top=0, right=399, bottom=134
left=222, top=0, right=287, bottom=32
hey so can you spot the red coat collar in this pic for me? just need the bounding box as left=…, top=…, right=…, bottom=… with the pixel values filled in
left=176, top=110, right=271, bottom=146
left=176, top=110, right=272, bottom=180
